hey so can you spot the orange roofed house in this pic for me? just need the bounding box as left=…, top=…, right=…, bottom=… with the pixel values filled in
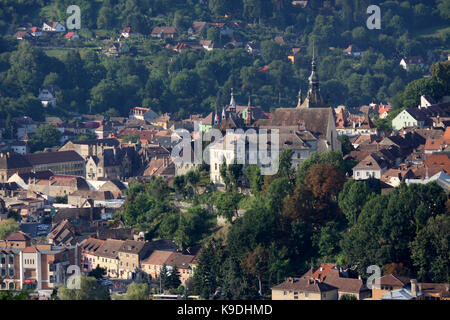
left=424, top=154, right=450, bottom=174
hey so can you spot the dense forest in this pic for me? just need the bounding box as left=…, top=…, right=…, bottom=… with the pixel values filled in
left=0, top=0, right=449, bottom=123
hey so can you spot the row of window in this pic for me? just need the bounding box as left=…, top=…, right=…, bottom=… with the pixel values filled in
left=0, top=267, right=14, bottom=277
left=0, top=255, right=14, bottom=265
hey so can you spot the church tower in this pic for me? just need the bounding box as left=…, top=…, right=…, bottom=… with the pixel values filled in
left=299, top=44, right=326, bottom=109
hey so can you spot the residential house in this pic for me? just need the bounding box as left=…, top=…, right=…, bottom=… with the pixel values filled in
left=95, top=239, right=124, bottom=278
left=343, top=44, right=362, bottom=57
left=13, top=31, right=31, bottom=40
left=0, top=232, right=31, bottom=248
left=190, top=21, right=209, bottom=36
left=129, top=107, right=158, bottom=122
left=68, top=190, right=114, bottom=207
left=381, top=168, right=415, bottom=187
left=371, top=273, right=412, bottom=300
left=141, top=250, right=175, bottom=280
left=31, top=27, right=42, bottom=37
left=121, top=27, right=131, bottom=38
left=47, top=219, right=77, bottom=246
left=400, top=56, right=424, bottom=71
left=272, top=276, right=339, bottom=300
left=42, top=22, right=66, bottom=32
left=246, top=41, right=260, bottom=55
left=105, top=42, right=130, bottom=56
left=424, top=154, right=450, bottom=174
left=39, top=85, right=60, bottom=107
left=15, top=117, right=38, bottom=139
left=353, top=153, right=389, bottom=180
left=209, top=23, right=233, bottom=37
left=117, top=240, right=152, bottom=280
left=165, top=252, right=196, bottom=285
left=79, top=237, right=105, bottom=273
left=151, top=27, right=177, bottom=38
left=64, top=32, right=79, bottom=40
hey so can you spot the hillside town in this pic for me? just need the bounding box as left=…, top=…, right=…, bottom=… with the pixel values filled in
left=1, top=51, right=449, bottom=300
left=0, top=0, right=449, bottom=303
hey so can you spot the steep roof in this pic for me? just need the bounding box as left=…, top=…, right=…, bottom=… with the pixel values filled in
left=97, top=239, right=124, bottom=258
left=25, top=151, right=84, bottom=165
left=353, top=153, right=388, bottom=171
left=272, top=277, right=338, bottom=293
left=323, top=270, right=369, bottom=294
left=256, top=107, right=333, bottom=139
left=79, top=237, right=105, bottom=254
left=424, top=154, right=450, bottom=174
left=377, top=273, right=411, bottom=287
left=5, top=232, right=31, bottom=242
left=165, top=252, right=195, bottom=269
left=0, top=153, right=32, bottom=170
left=118, top=240, right=147, bottom=255
left=141, top=250, right=175, bottom=265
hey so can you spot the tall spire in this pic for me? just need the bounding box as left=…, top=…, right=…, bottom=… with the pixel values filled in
left=229, top=88, right=236, bottom=109
left=298, top=40, right=326, bottom=109
left=307, top=40, right=322, bottom=106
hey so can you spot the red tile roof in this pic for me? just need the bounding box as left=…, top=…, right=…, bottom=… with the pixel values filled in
left=311, top=263, right=337, bottom=281
left=424, top=154, right=450, bottom=174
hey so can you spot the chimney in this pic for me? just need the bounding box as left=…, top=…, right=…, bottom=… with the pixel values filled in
left=410, top=279, right=417, bottom=296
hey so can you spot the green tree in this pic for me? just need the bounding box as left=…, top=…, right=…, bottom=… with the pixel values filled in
left=168, top=266, right=182, bottom=289
left=88, top=266, right=106, bottom=280
left=57, top=276, right=110, bottom=300
left=338, top=135, right=353, bottom=156
left=244, top=165, right=263, bottom=195
left=123, top=282, right=149, bottom=300
left=0, top=219, right=19, bottom=240
left=29, top=124, right=62, bottom=152
left=410, top=214, right=450, bottom=283
left=338, top=179, right=378, bottom=227
left=215, top=192, right=243, bottom=223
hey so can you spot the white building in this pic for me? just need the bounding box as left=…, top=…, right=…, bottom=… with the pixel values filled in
left=42, top=22, right=66, bottom=32
left=129, top=107, right=158, bottom=122
left=38, top=86, right=60, bottom=107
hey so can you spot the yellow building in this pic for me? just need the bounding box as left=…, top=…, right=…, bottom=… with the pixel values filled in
left=271, top=277, right=338, bottom=300
left=95, top=239, right=124, bottom=278
left=118, top=240, right=152, bottom=280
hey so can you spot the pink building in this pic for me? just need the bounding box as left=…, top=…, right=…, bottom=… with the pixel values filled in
left=79, top=238, right=105, bottom=273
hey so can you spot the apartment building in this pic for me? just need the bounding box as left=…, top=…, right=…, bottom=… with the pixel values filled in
left=0, top=243, right=79, bottom=291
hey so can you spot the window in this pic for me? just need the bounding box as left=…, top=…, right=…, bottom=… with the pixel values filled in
left=8, top=268, right=14, bottom=276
